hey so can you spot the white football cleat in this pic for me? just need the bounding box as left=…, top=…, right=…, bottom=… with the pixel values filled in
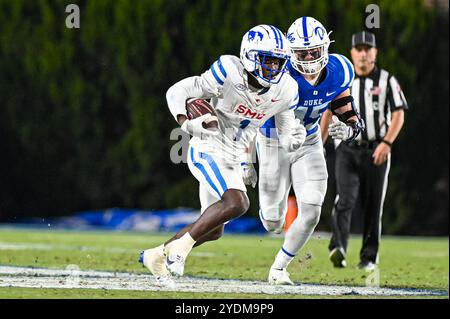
left=268, top=267, right=294, bottom=285
left=139, top=246, right=175, bottom=287
left=165, top=253, right=186, bottom=277
left=139, top=246, right=171, bottom=277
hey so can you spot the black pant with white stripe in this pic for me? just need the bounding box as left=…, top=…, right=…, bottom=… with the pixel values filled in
left=328, top=141, right=390, bottom=263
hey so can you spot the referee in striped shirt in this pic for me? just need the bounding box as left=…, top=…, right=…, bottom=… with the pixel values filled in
left=321, top=31, right=408, bottom=270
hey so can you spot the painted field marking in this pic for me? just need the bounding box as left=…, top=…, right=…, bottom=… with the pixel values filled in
left=0, top=266, right=447, bottom=297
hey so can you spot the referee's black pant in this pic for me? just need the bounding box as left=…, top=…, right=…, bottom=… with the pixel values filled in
left=328, top=141, right=390, bottom=263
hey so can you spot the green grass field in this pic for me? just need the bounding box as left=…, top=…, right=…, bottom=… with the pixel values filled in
left=0, top=227, right=448, bottom=299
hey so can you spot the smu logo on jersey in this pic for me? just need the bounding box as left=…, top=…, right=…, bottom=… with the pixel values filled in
left=235, top=104, right=266, bottom=120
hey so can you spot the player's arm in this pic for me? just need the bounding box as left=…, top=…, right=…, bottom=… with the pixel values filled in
left=274, top=109, right=296, bottom=136
left=166, top=57, right=228, bottom=127
left=274, top=88, right=306, bottom=152
left=327, top=88, right=365, bottom=142
left=320, top=109, right=333, bottom=144
left=240, top=135, right=257, bottom=188
left=166, top=76, right=220, bottom=127
left=275, top=109, right=306, bottom=153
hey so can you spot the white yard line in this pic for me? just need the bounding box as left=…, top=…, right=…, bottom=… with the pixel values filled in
left=0, top=266, right=446, bottom=296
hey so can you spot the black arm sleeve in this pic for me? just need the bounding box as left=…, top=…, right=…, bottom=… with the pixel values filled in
left=330, top=95, right=365, bottom=141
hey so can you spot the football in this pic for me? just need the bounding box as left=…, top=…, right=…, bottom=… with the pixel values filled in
left=185, top=98, right=219, bottom=130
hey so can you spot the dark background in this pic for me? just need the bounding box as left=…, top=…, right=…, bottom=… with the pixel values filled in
left=0, top=0, right=448, bottom=235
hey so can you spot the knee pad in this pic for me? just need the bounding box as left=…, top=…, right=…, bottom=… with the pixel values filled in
left=298, top=202, right=321, bottom=229
left=259, top=209, right=285, bottom=234
left=299, top=186, right=326, bottom=207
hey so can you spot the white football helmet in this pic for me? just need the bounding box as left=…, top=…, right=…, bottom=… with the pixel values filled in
left=286, top=17, right=333, bottom=75
left=240, top=25, right=290, bottom=87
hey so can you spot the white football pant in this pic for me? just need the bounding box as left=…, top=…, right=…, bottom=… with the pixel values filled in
left=187, top=144, right=247, bottom=213
left=257, top=132, right=328, bottom=260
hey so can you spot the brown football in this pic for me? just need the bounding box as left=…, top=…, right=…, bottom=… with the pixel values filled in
left=185, top=98, right=219, bottom=130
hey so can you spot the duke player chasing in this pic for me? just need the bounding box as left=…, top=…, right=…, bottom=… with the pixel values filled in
left=139, top=25, right=306, bottom=285
left=255, top=17, right=365, bottom=285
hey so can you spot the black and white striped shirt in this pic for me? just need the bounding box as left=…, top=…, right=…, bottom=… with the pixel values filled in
left=351, top=66, right=408, bottom=142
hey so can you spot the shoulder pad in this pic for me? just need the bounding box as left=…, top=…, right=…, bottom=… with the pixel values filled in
left=209, top=55, right=242, bottom=85
left=328, top=53, right=355, bottom=89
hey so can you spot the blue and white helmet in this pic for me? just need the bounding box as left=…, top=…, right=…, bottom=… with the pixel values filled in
left=286, top=17, right=333, bottom=75
left=240, top=25, right=290, bottom=87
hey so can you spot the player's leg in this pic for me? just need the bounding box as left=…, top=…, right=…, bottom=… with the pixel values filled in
left=197, top=183, right=225, bottom=245
left=165, top=189, right=248, bottom=276
left=257, top=133, right=292, bottom=234
left=163, top=146, right=249, bottom=276
left=140, top=179, right=217, bottom=284
left=194, top=225, right=225, bottom=246
left=269, top=136, right=327, bottom=283
left=166, top=224, right=225, bottom=248
left=165, top=184, right=224, bottom=247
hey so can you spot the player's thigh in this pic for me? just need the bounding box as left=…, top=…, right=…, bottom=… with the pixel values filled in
left=291, top=142, right=328, bottom=206
left=199, top=183, right=219, bottom=213
left=187, top=145, right=246, bottom=204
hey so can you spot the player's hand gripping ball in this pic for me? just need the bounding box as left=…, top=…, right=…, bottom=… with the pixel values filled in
left=185, top=98, right=219, bottom=130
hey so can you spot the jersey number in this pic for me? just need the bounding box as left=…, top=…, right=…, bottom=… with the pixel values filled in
left=300, top=103, right=329, bottom=126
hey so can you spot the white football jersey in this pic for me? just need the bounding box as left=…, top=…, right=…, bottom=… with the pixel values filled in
left=166, top=55, right=299, bottom=164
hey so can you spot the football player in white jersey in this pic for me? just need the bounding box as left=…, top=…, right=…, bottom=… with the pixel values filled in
left=255, top=17, right=365, bottom=285
left=139, top=24, right=306, bottom=284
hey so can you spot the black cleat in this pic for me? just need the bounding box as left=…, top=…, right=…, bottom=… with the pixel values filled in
left=329, top=247, right=347, bottom=268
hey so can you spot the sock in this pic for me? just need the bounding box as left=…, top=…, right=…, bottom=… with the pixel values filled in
left=165, top=232, right=196, bottom=259
left=271, top=203, right=321, bottom=270
left=272, top=247, right=295, bottom=270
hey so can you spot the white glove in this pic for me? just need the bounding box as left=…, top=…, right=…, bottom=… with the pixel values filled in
left=180, top=114, right=219, bottom=138
left=241, top=162, right=257, bottom=188
left=329, top=115, right=352, bottom=141
left=279, top=120, right=307, bottom=152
